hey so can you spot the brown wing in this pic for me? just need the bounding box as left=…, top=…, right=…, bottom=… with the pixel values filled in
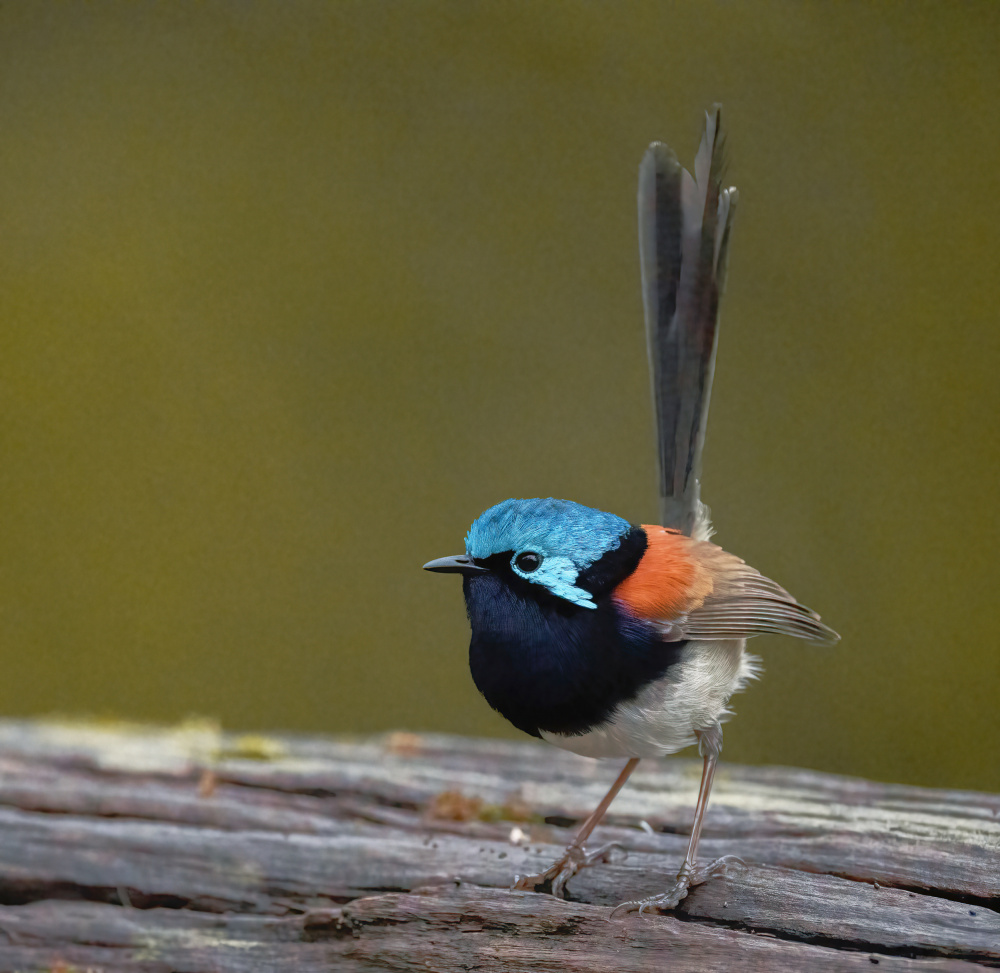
left=655, top=540, right=839, bottom=644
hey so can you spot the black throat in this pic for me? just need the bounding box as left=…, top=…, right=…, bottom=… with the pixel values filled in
left=462, top=526, right=685, bottom=738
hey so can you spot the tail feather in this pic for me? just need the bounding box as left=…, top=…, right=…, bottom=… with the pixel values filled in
left=639, top=106, right=738, bottom=539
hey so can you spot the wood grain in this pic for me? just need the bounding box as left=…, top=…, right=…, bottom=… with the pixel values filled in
left=0, top=720, right=996, bottom=971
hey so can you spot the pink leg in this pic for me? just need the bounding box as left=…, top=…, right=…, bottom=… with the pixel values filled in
left=612, top=724, right=743, bottom=917
left=513, top=758, right=639, bottom=897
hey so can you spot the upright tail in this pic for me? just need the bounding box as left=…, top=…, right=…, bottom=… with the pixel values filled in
left=639, top=106, right=738, bottom=539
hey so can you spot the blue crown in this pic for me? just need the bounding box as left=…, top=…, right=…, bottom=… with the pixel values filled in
left=465, top=498, right=630, bottom=608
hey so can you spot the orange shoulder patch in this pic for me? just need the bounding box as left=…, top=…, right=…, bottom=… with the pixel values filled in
left=612, top=525, right=714, bottom=620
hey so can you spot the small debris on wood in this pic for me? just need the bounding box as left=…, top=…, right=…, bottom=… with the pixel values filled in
left=0, top=719, right=995, bottom=972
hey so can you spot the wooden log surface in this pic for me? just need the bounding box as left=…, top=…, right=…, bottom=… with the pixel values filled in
left=0, top=718, right=996, bottom=971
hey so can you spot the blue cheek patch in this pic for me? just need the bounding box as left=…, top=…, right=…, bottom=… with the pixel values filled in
left=513, top=554, right=597, bottom=609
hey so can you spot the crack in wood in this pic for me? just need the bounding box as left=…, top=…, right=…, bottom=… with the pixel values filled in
left=0, top=721, right=996, bottom=971
left=667, top=900, right=1000, bottom=968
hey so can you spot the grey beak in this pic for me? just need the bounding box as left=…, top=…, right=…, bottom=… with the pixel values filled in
left=423, top=554, right=487, bottom=574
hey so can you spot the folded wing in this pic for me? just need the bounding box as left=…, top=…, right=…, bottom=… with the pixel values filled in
left=613, top=525, right=839, bottom=645
left=673, top=541, right=839, bottom=644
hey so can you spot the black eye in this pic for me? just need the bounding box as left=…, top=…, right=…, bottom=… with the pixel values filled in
left=514, top=552, right=542, bottom=573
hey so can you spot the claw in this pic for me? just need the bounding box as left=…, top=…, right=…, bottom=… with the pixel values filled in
left=583, top=841, right=628, bottom=867
left=696, top=854, right=744, bottom=881
left=512, top=841, right=629, bottom=898
left=610, top=855, right=742, bottom=918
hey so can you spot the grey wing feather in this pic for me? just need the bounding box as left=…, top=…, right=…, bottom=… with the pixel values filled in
left=652, top=540, right=840, bottom=645
left=639, top=106, right=738, bottom=539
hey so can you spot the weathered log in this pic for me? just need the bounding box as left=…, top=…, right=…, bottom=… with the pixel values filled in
left=0, top=719, right=996, bottom=971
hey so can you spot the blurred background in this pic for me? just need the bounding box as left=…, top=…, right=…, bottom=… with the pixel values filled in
left=0, top=2, right=996, bottom=792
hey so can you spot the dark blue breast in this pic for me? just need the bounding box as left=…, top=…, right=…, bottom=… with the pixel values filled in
left=462, top=571, right=685, bottom=739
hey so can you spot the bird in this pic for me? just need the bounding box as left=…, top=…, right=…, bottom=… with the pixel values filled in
left=423, top=106, right=838, bottom=915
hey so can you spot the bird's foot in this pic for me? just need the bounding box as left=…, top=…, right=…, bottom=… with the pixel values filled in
left=609, top=855, right=743, bottom=918
left=512, top=841, right=628, bottom=898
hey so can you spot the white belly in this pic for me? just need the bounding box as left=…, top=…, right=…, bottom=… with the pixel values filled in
left=540, top=639, right=759, bottom=759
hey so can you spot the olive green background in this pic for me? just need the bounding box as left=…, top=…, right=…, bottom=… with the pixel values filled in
left=0, top=2, right=996, bottom=791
